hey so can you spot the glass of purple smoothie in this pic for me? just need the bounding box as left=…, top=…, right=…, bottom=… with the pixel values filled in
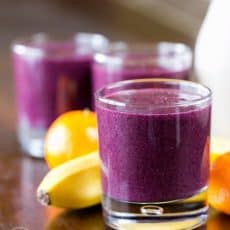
left=12, top=33, right=108, bottom=158
left=95, top=79, right=211, bottom=229
left=92, top=42, right=192, bottom=98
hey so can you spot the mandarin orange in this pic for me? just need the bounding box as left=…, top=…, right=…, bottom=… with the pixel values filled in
left=208, top=152, right=230, bottom=214
left=45, top=110, right=98, bottom=168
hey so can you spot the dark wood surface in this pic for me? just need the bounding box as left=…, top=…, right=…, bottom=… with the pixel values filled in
left=0, top=0, right=229, bottom=229
left=1, top=154, right=230, bottom=230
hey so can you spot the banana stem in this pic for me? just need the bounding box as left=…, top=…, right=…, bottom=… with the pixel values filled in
left=37, top=190, right=51, bottom=206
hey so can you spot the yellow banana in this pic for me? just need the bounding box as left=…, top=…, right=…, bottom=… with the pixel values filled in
left=37, top=151, right=101, bottom=209
left=211, top=137, right=230, bottom=163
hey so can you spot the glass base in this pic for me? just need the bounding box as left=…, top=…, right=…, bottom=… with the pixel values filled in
left=18, top=121, right=46, bottom=158
left=103, top=188, right=208, bottom=230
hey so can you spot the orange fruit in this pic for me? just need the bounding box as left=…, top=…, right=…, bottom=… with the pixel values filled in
left=208, top=152, right=230, bottom=214
left=45, top=110, right=98, bottom=168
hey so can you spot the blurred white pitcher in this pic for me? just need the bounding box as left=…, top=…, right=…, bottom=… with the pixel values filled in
left=195, top=0, right=230, bottom=147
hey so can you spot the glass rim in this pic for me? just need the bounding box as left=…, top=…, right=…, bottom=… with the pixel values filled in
left=94, top=41, right=192, bottom=66
left=95, top=78, right=212, bottom=109
left=11, top=32, right=109, bottom=57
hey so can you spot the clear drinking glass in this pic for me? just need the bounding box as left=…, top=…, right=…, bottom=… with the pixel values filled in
left=92, top=42, right=192, bottom=94
left=95, top=79, right=211, bottom=229
left=12, top=33, right=108, bottom=158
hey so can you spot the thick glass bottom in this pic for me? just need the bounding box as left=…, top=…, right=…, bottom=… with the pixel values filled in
left=18, top=121, right=46, bottom=158
left=103, top=187, right=208, bottom=230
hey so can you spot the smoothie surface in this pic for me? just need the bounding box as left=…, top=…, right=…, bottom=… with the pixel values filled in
left=99, top=88, right=205, bottom=114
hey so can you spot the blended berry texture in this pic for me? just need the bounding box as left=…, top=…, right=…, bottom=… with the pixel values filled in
left=14, top=52, right=92, bottom=129
left=96, top=88, right=210, bottom=203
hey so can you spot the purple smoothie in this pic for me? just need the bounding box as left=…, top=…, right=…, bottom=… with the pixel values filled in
left=13, top=46, right=92, bottom=129
left=96, top=88, right=211, bottom=202
left=92, top=42, right=192, bottom=95
left=92, top=63, right=190, bottom=94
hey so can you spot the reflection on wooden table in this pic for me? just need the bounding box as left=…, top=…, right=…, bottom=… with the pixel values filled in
left=45, top=206, right=104, bottom=230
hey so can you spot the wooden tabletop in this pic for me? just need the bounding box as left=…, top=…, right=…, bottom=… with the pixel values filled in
left=0, top=0, right=229, bottom=229
left=1, top=154, right=230, bottom=230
